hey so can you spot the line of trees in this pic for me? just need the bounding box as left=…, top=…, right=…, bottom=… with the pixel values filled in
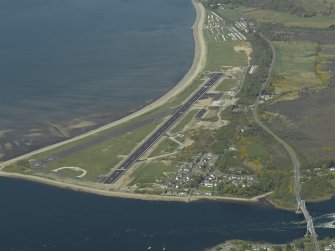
left=239, top=32, right=274, bottom=105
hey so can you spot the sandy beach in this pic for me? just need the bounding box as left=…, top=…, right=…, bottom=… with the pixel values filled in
left=0, top=171, right=272, bottom=204
left=0, top=1, right=272, bottom=205
left=0, top=0, right=206, bottom=169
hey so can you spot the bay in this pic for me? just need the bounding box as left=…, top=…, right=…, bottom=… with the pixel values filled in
left=0, top=0, right=195, bottom=160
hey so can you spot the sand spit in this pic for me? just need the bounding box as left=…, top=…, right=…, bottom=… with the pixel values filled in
left=0, top=0, right=206, bottom=169
left=0, top=1, right=271, bottom=205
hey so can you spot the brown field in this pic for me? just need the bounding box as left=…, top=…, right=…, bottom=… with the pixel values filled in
left=269, top=83, right=335, bottom=161
left=267, top=40, right=335, bottom=161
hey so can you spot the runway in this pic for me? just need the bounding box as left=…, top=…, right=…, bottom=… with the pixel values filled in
left=103, top=72, right=223, bottom=184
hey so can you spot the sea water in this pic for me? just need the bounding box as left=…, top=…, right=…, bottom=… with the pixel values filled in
left=0, top=177, right=334, bottom=251
left=0, top=0, right=195, bottom=160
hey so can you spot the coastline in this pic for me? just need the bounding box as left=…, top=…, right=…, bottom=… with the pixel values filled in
left=0, top=0, right=207, bottom=169
left=0, top=171, right=272, bottom=204
left=0, top=0, right=239, bottom=204
left=0, top=1, right=332, bottom=209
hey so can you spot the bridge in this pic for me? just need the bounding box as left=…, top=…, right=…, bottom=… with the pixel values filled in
left=293, top=150, right=319, bottom=249
left=295, top=163, right=320, bottom=249
left=253, top=33, right=320, bottom=251
left=296, top=199, right=318, bottom=238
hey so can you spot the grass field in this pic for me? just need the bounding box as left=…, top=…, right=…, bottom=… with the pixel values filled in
left=274, top=41, right=317, bottom=74
left=26, top=75, right=214, bottom=181
left=301, top=175, right=335, bottom=200
left=129, top=161, right=179, bottom=186
left=44, top=120, right=162, bottom=180
left=206, top=41, right=248, bottom=71
left=201, top=108, right=220, bottom=122
left=215, top=79, right=239, bottom=91
left=148, top=138, right=179, bottom=158
left=55, top=168, right=83, bottom=178
left=271, top=41, right=324, bottom=95
left=215, top=7, right=243, bottom=22
left=243, top=9, right=335, bottom=28
left=320, top=44, right=335, bottom=60
left=170, top=109, right=199, bottom=134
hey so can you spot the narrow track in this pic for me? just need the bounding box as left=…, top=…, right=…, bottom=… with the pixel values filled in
left=251, top=33, right=320, bottom=250
left=103, top=73, right=223, bottom=184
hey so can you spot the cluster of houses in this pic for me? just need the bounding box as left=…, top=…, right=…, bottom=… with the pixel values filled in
left=163, top=150, right=258, bottom=195
left=166, top=153, right=218, bottom=190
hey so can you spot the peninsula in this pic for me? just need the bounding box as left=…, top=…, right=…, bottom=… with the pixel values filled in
left=1, top=0, right=335, bottom=217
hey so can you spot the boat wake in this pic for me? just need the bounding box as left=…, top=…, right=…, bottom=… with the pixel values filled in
left=314, top=213, right=335, bottom=229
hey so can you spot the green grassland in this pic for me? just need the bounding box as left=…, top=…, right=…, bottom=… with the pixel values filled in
left=209, top=236, right=335, bottom=251
left=320, top=44, right=335, bottom=60
left=319, top=43, right=335, bottom=80
left=31, top=111, right=167, bottom=162
left=244, top=8, right=335, bottom=28
left=209, top=0, right=335, bottom=28
left=11, top=8, right=248, bottom=181
left=6, top=2, right=333, bottom=208
left=215, top=7, right=243, bottom=22
left=238, top=131, right=292, bottom=171
left=163, top=79, right=205, bottom=108
left=225, top=107, right=296, bottom=208
left=44, top=120, right=162, bottom=180
left=274, top=41, right=317, bottom=74
left=301, top=175, right=335, bottom=200
left=218, top=109, right=291, bottom=173
left=55, top=168, right=83, bottom=178
left=129, top=161, right=179, bottom=186
left=215, top=79, right=239, bottom=91
left=201, top=107, right=220, bottom=121
left=205, top=41, right=248, bottom=71
left=271, top=41, right=324, bottom=96
left=170, top=109, right=199, bottom=134
left=148, top=138, right=179, bottom=158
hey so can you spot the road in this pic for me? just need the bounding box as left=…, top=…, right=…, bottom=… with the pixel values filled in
left=30, top=108, right=177, bottom=169
left=0, top=0, right=207, bottom=170
left=252, top=33, right=319, bottom=250
left=103, top=73, right=223, bottom=184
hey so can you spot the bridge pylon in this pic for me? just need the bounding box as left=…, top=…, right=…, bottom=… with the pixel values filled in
left=296, top=200, right=302, bottom=214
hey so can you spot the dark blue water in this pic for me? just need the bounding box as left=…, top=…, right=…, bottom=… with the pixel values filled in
left=0, top=178, right=334, bottom=251
left=1, top=2, right=334, bottom=249
left=0, top=0, right=195, bottom=160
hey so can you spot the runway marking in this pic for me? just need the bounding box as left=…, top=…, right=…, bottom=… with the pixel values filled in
left=103, top=73, right=223, bottom=184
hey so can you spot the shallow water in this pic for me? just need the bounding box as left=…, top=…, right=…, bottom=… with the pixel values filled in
left=0, top=0, right=195, bottom=160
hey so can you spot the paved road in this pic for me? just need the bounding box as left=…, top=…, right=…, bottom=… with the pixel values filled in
left=103, top=73, right=223, bottom=184
left=30, top=108, right=177, bottom=169
left=252, top=33, right=319, bottom=250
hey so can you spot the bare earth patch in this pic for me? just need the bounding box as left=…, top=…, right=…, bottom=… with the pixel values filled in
left=234, top=42, right=253, bottom=57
